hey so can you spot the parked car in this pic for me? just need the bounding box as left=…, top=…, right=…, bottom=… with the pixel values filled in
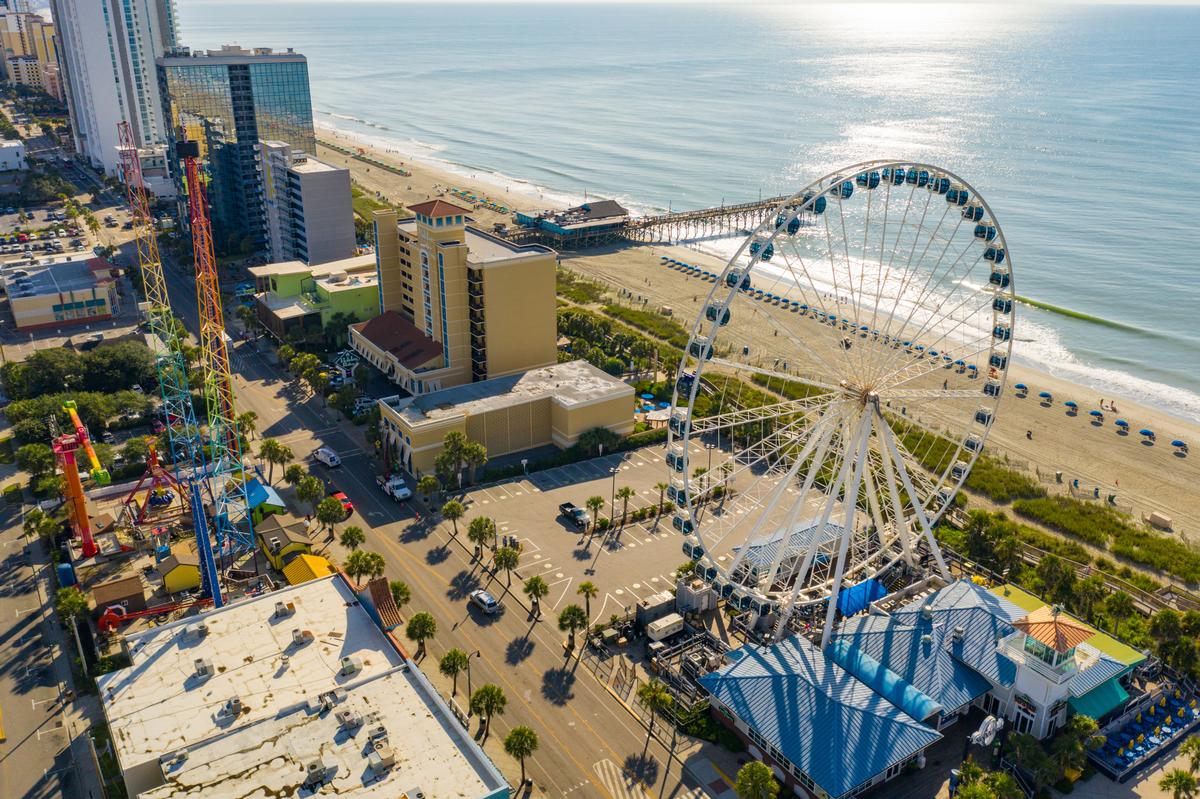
left=558, top=502, right=591, bottom=530
left=469, top=589, right=501, bottom=615
left=329, top=490, right=353, bottom=518
left=312, top=446, right=341, bottom=468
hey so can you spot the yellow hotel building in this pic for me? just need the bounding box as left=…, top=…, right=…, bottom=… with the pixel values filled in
left=354, top=200, right=633, bottom=474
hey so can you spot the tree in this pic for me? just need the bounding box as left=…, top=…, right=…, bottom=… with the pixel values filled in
left=558, top=604, right=588, bottom=649
left=503, top=725, right=539, bottom=787
left=16, top=443, right=55, bottom=478
left=236, top=411, right=258, bottom=440
left=616, top=485, right=634, bottom=526
left=439, top=648, right=470, bottom=695
left=493, top=546, right=519, bottom=585
left=316, top=496, right=347, bottom=534
left=339, top=525, right=365, bottom=551
left=585, top=495, right=605, bottom=531
left=434, top=430, right=469, bottom=486
left=277, top=343, right=295, bottom=366
left=55, top=586, right=88, bottom=622
left=21, top=507, right=45, bottom=537
left=577, top=581, right=598, bottom=622
left=344, top=549, right=385, bottom=584
left=1006, top=732, right=1056, bottom=790
left=983, top=772, right=1023, bottom=799
left=469, top=683, right=507, bottom=737
left=389, top=580, right=411, bottom=610
left=467, top=516, right=495, bottom=557
left=734, top=761, right=779, bottom=799
left=523, top=575, right=549, bottom=616
left=441, top=499, right=465, bottom=538
left=283, top=464, right=306, bottom=486
left=1074, top=574, right=1107, bottom=622
left=417, top=474, right=440, bottom=502
left=405, top=612, right=437, bottom=657
left=296, top=475, right=324, bottom=513
left=1035, top=554, right=1076, bottom=606
left=1161, top=770, right=1198, bottom=799
left=1180, top=735, right=1200, bottom=775
left=121, top=436, right=151, bottom=465
left=463, top=441, right=488, bottom=484
left=636, top=678, right=672, bottom=738
left=655, top=482, right=669, bottom=512
left=257, top=438, right=293, bottom=483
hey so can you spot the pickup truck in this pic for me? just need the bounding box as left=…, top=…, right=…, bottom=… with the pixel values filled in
left=377, top=475, right=412, bottom=501
left=558, top=502, right=590, bottom=530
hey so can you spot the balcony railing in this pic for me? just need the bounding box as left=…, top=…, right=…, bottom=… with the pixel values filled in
left=997, top=633, right=1096, bottom=685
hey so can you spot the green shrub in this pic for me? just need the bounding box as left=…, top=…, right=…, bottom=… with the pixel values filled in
left=3, top=483, right=23, bottom=505
left=557, top=270, right=608, bottom=304
left=602, top=304, right=691, bottom=349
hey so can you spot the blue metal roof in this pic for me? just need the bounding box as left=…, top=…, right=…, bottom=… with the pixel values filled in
left=699, top=637, right=942, bottom=799
left=246, top=478, right=284, bottom=510
left=1068, top=648, right=1130, bottom=697
left=827, top=638, right=943, bottom=721
left=835, top=581, right=1022, bottom=713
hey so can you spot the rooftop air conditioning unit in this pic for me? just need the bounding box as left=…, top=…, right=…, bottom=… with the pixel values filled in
left=222, top=696, right=243, bottom=717
left=339, top=656, right=362, bottom=676
left=292, top=628, right=313, bottom=647
left=268, top=537, right=282, bottom=554
left=367, top=724, right=387, bottom=742
left=302, top=758, right=330, bottom=787
left=274, top=600, right=294, bottom=618
left=336, top=708, right=363, bottom=730
left=368, top=742, right=396, bottom=771
left=194, top=658, right=214, bottom=678
left=189, top=622, right=208, bottom=639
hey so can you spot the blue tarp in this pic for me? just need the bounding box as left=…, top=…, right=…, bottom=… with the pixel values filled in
left=836, top=578, right=888, bottom=617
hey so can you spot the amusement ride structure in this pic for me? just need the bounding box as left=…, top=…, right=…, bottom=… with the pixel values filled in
left=669, top=161, right=1016, bottom=645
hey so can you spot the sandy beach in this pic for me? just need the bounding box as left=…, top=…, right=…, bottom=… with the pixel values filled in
left=314, top=125, right=1200, bottom=550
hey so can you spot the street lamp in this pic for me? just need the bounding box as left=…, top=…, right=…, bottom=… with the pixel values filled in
left=465, top=649, right=482, bottom=710
left=520, top=458, right=528, bottom=475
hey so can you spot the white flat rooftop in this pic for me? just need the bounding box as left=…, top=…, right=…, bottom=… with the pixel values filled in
left=98, top=575, right=507, bottom=799
left=396, top=218, right=554, bottom=264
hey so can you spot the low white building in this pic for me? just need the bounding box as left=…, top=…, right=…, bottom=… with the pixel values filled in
left=97, top=574, right=510, bottom=799
left=0, top=139, right=26, bottom=171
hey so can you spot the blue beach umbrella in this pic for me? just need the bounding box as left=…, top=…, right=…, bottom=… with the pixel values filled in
left=1014, top=383, right=1027, bottom=390
left=1089, top=409, right=1103, bottom=417
left=1115, top=419, right=1129, bottom=428
left=1038, top=391, right=1052, bottom=399
left=640, top=393, right=655, bottom=400
left=928, top=350, right=939, bottom=357
left=1171, top=439, right=1186, bottom=448
left=956, top=360, right=967, bottom=366
left=943, top=354, right=953, bottom=361
left=915, top=344, right=925, bottom=351
left=967, top=365, right=978, bottom=372
left=1064, top=400, right=1078, bottom=408
left=799, top=304, right=808, bottom=310
left=1139, top=429, right=1154, bottom=437
left=860, top=325, right=869, bottom=331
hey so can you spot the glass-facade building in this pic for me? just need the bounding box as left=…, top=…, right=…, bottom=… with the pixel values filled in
left=158, top=46, right=315, bottom=255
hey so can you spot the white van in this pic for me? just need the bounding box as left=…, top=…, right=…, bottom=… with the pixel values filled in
left=312, top=447, right=341, bottom=468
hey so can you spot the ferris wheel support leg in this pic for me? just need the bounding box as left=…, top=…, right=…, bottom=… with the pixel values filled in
left=819, top=415, right=873, bottom=650
left=878, top=419, right=951, bottom=582
left=876, top=424, right=915, bottom=568
left=772, top=417, right=861, bottom=640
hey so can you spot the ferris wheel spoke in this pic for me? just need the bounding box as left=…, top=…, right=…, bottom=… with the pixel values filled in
left=874, top=332, right=995, bottom=393
left=688, top=395, right=836, bottom=435
left=708, top=358, right=845, bottom=395
left=882, top=388, right=983, bottom=400
left=820, top=413, right=873, bottom=648
left=737, top=288, right=853, bottom=381
left=876, top=419, right=951, bottom=580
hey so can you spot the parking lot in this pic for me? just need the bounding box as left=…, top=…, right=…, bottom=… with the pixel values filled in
left=454, top=440, right=723, bottom=626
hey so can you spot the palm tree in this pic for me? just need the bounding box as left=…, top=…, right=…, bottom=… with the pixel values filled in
left=236, top=410, right=258, bottom=440
left=1180, top=736, right=1200, bottom=775
left=339, top=525, right=365, bottom=551
left=344, top=550, right=385, bottom=584
left=439, top=648, right=470, bottom=695
left=441, top=499, right=465, bottom=538
left=655, top=482, right=669, bottom=513
left=405, top=612, right=437, bottom=657
left=585, top=495, right=605, bottom=531
left=493, top=546, right=519, bottom=585
left=467, top=516, right=495, bottom=559
left=257, top=438, right=292, bottom=483
left=503, top=725, right=539, bottom=787
left=462, top=441, right=488, bottom=484
left=734, top=761, right=779, bottom=799
left=470, top=683, right=507, bottom=738
left=1106, top=590, right=1135, bottom=634
left=616, top=486, right=634, bottom=526
left=316, top=497, right=346, bottom=535
left=283, top=463, right=306, bottom=486
left=1160, top=770, right=1198, bottom=799
left=636, top=678, right=672, bottom=738
left=984, top=772, right=1023, bottom=799
left=558, top=604, right=588, bottom=649
left=389, top=580, right=411, bottom=610
left=296, top=475, right=324, bottom=513
left=523, top=575, right=549, bottom=616
left=417, top=474, right=440, bottom=503
left=577, top=581, right=598, bottom=622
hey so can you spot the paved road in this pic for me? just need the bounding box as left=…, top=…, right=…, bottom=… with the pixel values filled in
left=156, top=259, right=708, bottom=797
left=0, top=508, right=93, bottom=799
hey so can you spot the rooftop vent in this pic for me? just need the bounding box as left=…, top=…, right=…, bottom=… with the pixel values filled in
left=952, top=625, right=966, bottom=641
left=193, top=657, right=214, bottom=678
left=274, top=600, right=295, bottom=618
left=187, top=622, right=208, bottom=639
left=303, top=758, right=334, bottom=787
left=291, top=628, right=313, bottom=647
left=921, top=604, right=934, bottom=621
left=920, top=634, right=933, bottom=646
left=367, top=724, right=388, bottom=742
left=368, top=742, right=396, bottom=772
left=339, top=656, right=362, bottom=676
left=222, top=696, right=243, bottom=717
left=335, top=708, right=362, bottom=730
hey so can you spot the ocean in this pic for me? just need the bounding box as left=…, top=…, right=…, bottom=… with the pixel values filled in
left=178, top=2, right=1200, bottom=422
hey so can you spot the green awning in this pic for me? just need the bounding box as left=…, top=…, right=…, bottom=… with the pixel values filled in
left=1070, top=679, right=1129, bottom=720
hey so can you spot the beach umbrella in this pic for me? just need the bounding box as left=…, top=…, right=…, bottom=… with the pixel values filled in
left=943, top=354, right=953, bottom=361
left=1064, top=400, right=1078, bottom=408
left=1089, top=409, right=1103, bottom=417
left=1171, top=439, right=1186, bottom=447
left=640, top=393, right=655, bottom=400
left=860, top=325, right=870, bottom=331
left=956, top=360, right=967, bottom=366
left=1014, top=383, right=1027, bottom=390
left=658, top=401, right=671, bottom=409
left=1139, top=429, right=1154, bottom=437
left=1115, top=419, right=1129, bottom=428
left=915, top=344, right=925, bottom=351
left=928, top=350, right=939, bottom=357
left=799, top=304, right=808, bottom=310
left=967, top=365, right=978, bottom=372
left=1038, top=391, right=1052, bottom=399
left=660, top=255, right=669, bottom=261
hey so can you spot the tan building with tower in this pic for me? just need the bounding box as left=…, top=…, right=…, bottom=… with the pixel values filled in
left=353, top=201, right=558, bottom=394
left=0, top=11, right=56, bottom=88
left=358, top=199, right=633, bottom=475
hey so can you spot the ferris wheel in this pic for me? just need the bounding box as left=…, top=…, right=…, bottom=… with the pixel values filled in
left=667, top=160, right=1016, bottom=644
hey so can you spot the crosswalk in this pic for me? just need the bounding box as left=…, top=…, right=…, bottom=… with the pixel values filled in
left=593, top=759, right=649, bottom=799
